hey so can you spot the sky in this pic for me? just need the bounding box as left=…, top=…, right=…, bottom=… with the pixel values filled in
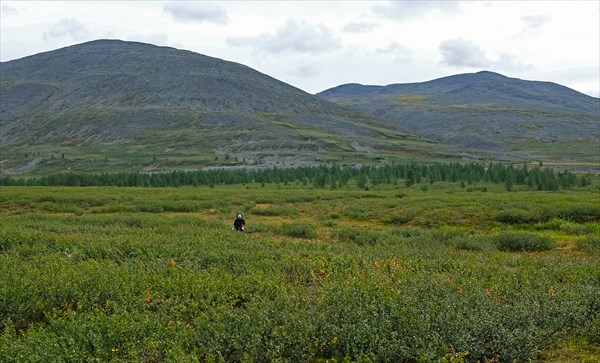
left=1, top=1, right=599, bottom=97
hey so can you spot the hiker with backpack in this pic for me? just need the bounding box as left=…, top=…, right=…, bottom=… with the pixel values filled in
left=233, top=212, right=245, bottom=232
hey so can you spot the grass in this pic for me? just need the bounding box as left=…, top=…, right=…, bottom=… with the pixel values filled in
left=0, top=181, right=599, bottom=362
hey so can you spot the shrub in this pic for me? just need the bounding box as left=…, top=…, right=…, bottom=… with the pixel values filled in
left=496, top=209, right=529, bottom=224
left=319, top=216, right=339, bottom=227
left=452, top=235, right=497, bottom=252
left=343, top=207, right=374, bottom=220
left=533, top=218, right=565, bottom=231
left=528, top=207, right=556, bottom=223
left=392, top=228, right=424, bottom=238
left=429, top=228, right=465, bottom=243
left=122, top=217, right=144, bottom=228
left=335, top=228, right=381, bottom=245
left=560, top=223, right=591, bottom=235
left=557, top=205, right=600, bottom=223
left=285, top=195, right=317, bottom=203
left=533, top=219, right=591, bottom=235
left=244, top=223, right=269, bottom=233
left=279, top=223, right=316, bottom=239
left=575, top=235, right=600, bottom=254
left=251, top=207, right=298, bottom=217
left=382, top=210, right=418, bottom=225
left=494, top=231, right=556, bottom=252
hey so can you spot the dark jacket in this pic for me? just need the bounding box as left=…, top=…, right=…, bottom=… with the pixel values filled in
left=233, top=218, right=245, bottom=231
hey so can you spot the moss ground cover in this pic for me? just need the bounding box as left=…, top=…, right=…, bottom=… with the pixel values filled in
left=0, top=182, right=598, bottom=362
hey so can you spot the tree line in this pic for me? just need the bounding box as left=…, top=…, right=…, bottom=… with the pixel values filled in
left=0, top=162, right=592, bottom=191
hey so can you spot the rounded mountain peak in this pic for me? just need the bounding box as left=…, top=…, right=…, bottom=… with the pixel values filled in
left=1, top=39, right=330, bottom=113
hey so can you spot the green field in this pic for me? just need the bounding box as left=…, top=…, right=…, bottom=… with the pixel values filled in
left=1, top=181, right=599, bottom=362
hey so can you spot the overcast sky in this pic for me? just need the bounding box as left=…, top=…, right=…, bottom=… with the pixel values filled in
left=1, top=1, right=599, bottom=96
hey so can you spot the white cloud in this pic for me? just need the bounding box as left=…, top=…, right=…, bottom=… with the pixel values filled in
left=373, top=1, right=460, bottom=20
left=163, top=2, right=228, bottom=25
left=42, top=18, right=90, bottom=41
left=0, top=1, right=597, bottom=95
left=343, top=22, right=377, bottom=33
left=227, top=19, right=340, bottom=54
left=1, top=4, right=18, bottom=17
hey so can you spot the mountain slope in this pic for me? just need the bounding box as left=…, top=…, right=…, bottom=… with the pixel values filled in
left=2, top=39, right=336, bottom=114
left=319, top=71, right=600, bottom=164
left=0, top=40, right=461, bottom=175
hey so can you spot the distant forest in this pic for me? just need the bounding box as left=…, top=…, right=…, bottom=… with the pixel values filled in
left=0, top=162, right=592, bottom=191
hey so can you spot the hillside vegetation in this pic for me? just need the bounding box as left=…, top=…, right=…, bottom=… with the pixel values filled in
left=319, top=71, right=600, bottom=165
left=1, top=40, right=466, bottom=175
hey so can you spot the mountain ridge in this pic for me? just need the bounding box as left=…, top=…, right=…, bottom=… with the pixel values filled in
left=1, top=39, right=462, bottom=175
left=318, top=71, right=599, bottom=163
left=318, top=71, right=598, bottom=113
left=2, top=39, right=339, bottom=114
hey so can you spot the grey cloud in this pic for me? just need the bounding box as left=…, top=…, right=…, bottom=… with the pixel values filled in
left=439, top=38, right=533, bottom=72
left=163, top=2, right=228, bottom=24
left=227, top=19, right=340, bottom=54
left=129, top=33, right=170, bottom=46
left=520, top=15, right=549, bottom=36
left=586, top=89, right=599, bottom=98
left=376, top=42, right=412, bottom=63
left=291, top=64, right=319, bottom=78
left=373, top=1, right=460, bottom=20
left=439, top=38, right=491, bottom=68
left=495, top=54, right=533, bottom=72
left=43, top=18, right=90, bottom=41
left=343, top=22, right=377, bottom=33
left=1, top=4, right=18, bottom=17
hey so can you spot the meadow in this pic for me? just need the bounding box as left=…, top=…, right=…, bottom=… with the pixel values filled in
left=0, top=179, right=599, bottom=362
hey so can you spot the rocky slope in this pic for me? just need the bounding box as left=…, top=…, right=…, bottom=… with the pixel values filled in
left=318, top=71, right=599, bottom=163
left=1, top=40, right=454, bottom=175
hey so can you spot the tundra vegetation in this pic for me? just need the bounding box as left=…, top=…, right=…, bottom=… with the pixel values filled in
left=0, top=165, right=599, bottom=362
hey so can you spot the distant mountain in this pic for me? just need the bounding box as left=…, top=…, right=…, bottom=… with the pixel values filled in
left=319, top=71, right=600, bottom=164
left=0, top=40, right=458, bottom=175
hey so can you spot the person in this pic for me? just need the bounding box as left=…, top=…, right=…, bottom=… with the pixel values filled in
left=232, top=212, right=245, bottom=232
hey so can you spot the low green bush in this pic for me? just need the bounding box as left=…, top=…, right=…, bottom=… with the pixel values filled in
left=335, top=228, right=381, bottom=245
left=532, top=218, right=566, bottom=230
left=381, top=209, right=418, bottom=225
left=279, top=223, right=316, bottom=239
left=244, top=223, right=269, bottom=233
left=528, top=207, right=556, bottom=223
left=452, top=235, right=497, bottom=252
left=495, top=231, right=556, bottom=252
left=576, top=235, right=600, bottom=254
left=251, top=207, right=298, bottom=217
left=429, top=228, right=465, bottom=244
left=392, top=228, right=424, bottom=238
left=560, top=223, right=592, bottom=235
left=557, top=204, right=600, bottom=223
left=533, top=219, right=591, bottom=235
left=496, top=209, right=529, bottom=224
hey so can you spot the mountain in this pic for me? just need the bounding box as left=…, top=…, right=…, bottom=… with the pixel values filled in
left=318, top=71, right=600, bottom=164
left=0, top=40, right=461, bottom=175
